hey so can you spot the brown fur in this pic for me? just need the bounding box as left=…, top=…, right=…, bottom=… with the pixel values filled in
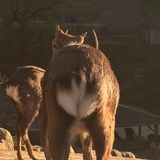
left=38, top=25, right=92, bottom=160
left=5, top=66, right=45, bottom=160
left=38, top=25, right=120, bottom=160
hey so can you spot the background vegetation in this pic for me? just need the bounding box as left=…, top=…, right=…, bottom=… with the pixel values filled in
left=0, top=0, right=160, bottom=75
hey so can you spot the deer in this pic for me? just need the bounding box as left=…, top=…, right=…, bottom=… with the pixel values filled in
left=38, top=25, right=120, bottom=160
left=38, top=25, right=92, bottom=160
left=5, top=65, right=45, bottom=160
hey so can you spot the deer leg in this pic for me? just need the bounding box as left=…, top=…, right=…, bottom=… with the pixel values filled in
left=47, top=124, right=71, bottom=160
left=37, top=101, right=52, bottom=160
left=37, top=101, right=47, bottom=148
left=13, top=102, right=24, bottom=160
left=20, top=120, right=38, bottom=160
left=16, top=122, right=23, bottom=160
left=43, top=135, right=52, bottom=160
left=21, top=126, right=38, bottom=160
left=47, top=107, right=75, bottom=160
left=80, top=133, right=93, bottom=160
left=87, top=113, right=115, bottom=160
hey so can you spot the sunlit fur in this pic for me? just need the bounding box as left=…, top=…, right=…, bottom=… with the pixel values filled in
left=6, top=85, right=21, bottom=104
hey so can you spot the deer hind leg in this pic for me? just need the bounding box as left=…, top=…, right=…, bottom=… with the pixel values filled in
left=80, top=132, right=93, bottom=160
left=12, top=101, right=23, bottom=160
left=16, top=120, right=23, bottom=160
left=37, top=101, right=52, bottom=160
left=47, top=124, right=71, bottom=160
left=87, top=112, right=115, bottom=160
left=47, top=108, right=75, bottom=160
left=21, top=128, right=37, bottom=160
left=19, top=119, right=38, bottom=160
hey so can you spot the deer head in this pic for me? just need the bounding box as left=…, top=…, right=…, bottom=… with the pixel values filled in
left=52, top=25, right=87, bottom=55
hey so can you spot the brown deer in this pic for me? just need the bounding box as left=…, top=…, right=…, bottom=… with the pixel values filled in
left=38, top=25, right=120, bottom=160
left=38, top=25, right=92, bottom=160
left=5, top=65, right=45, bottom=160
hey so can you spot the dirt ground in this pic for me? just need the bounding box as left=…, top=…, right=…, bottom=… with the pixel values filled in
left=0, top=150, right=146, bottom=160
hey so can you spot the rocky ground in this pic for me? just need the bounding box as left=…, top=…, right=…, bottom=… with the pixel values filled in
left=0, top=150, right=146, bottom=160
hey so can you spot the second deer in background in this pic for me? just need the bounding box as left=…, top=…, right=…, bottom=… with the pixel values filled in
left=5, top=66, right=45, bottom=160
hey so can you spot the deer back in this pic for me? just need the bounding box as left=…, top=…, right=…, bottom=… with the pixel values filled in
left=6, top=66, right=45, bottom=113
left=44, top=44, right=119, bottom=119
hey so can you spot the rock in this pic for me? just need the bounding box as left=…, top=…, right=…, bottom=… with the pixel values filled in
left=111, top=149, right=122, bottom=157
left=121, top=151, right=136, bottom=158
left=0, top=127, right=14, bottom=150
left=33, top=145, right=43, bottom=152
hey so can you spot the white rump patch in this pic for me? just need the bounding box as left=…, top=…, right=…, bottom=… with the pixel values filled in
left=6, top=85, right=21, bottom=104
left=56, top=78, right=98, bottom=119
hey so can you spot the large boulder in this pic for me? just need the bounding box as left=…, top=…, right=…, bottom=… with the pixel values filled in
left=0, top=127, right=14, bottom=150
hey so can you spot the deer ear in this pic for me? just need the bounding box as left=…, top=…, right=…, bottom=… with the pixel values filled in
left=55, top=25, right=64, bottom=35
left=81, top=32, right=87, bottom=38
left=55, top=25, right=61, bottom=31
